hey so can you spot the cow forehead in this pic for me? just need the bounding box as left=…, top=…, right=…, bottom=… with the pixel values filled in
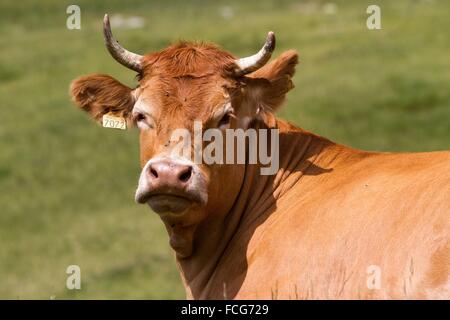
left=134, top=41, right=238, bottom=120
left=137, top=75, right=231, bottom=121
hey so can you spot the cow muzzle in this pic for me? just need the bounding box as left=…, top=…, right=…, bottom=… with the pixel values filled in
left=135, top=158, right=208, bottom=214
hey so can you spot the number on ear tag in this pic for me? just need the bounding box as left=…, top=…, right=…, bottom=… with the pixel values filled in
left=102, top=113, right=127, bottom=130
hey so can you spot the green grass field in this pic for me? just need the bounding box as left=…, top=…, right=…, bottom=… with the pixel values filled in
left=0, top=0, right=449, bottom=299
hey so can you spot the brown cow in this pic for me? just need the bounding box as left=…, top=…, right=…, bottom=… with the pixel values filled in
left=70, top=15, right=449, bottom=299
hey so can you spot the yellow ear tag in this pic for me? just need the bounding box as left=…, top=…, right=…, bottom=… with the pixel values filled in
left=102, top=113, right=127, bottom=130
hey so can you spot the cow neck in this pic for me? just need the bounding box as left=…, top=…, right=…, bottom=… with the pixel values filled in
left=176, top=113, right=334, bottom=299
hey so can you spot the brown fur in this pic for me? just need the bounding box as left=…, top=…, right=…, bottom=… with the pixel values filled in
left=248, top=50, right=298, bottom=112
left=141, top=42, right=237, bottom=78
left=70, top=74, right=135, bottom=122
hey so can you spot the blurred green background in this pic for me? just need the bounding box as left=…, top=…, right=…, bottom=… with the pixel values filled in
left=0, top=0, right=449, bottom=299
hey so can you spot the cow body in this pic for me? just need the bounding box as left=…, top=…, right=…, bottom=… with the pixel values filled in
left=178, top=118, right=448, bottom=299
left=176, top=118, right=450, bottom=299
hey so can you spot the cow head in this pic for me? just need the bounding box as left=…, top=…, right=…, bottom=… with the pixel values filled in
left=70, top=15, right=298, bottom=257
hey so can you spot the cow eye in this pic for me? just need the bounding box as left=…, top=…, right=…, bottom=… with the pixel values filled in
left=218, top=113, right=232, bottom=129
left=134, top=113, right=154, bottom=130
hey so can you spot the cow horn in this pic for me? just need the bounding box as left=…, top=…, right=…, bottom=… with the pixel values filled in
left=234, top=32, right=276, bottom=76
left=103, top=14, right=143, bottom=72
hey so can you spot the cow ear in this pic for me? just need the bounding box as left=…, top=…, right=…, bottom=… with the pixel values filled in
left=247, top=50, right=298, bottom=112
left=70, top=74, right=135, bottom=124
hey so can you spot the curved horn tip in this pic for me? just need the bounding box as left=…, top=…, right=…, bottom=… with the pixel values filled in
left=103, top=14, right=110, bottom=27
left=266, top=31, right=276, bottom=51
left=103, top=14, right=111, bottom=38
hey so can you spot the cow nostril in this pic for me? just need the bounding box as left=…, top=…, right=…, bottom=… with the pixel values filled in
left=178, top=166, right=193, bottom=183
left=150, top=167, right=158, bottom=178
